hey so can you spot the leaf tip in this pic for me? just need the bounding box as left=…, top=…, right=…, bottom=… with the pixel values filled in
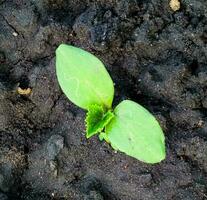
left=56, top=43, right=67, bottom=53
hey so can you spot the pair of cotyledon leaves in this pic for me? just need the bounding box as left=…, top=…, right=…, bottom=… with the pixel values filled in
left=56, top=44, right=166, bottom=164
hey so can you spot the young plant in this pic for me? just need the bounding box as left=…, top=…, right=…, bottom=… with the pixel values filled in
left=56, top=44, right=166, bottom=164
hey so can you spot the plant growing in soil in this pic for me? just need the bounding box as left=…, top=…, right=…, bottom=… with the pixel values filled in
left=56, top=44, right=166, bottom=164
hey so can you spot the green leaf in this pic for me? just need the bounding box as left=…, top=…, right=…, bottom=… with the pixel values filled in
left=56, top=44, right=114, bottom=110
left=86, top=104, right=104, bottom=138
left=99, top=132, right=109, bottom=142
left=98, top=133, right=118, bottom=150
left=106, top=100, right=165, bottom=164
left=86, top=104, right=114, bottom=139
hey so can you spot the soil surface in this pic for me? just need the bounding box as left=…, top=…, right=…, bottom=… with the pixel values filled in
left=0, top=0, right=207, bottom=199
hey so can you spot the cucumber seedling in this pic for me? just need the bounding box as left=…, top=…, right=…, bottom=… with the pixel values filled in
left=56, top=44, right=165, bottom=164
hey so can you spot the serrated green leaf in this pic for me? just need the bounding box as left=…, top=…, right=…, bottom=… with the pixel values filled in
left=56, top=44, right=114, bottom=110
left=106, top=100, right=165, bottom=164
left=86, top=104, right=114, bottom=139
left=86, top=104, right=104, bottom=137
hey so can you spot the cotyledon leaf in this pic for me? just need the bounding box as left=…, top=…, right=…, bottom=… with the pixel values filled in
left=86, top=104, right=114, bottom=139
left=56, top=44, right=114, bottom=110
left=105, top=100, right=166, bottom=164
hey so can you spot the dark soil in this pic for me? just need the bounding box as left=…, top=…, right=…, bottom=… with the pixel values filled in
left=0, top=0, right=207, bottom=199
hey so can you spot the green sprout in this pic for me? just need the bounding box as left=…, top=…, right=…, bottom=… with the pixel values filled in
left=56, top=44, right=166, bottom=164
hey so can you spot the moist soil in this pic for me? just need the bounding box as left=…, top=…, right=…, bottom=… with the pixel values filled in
left=0, top=0, right=207, bottom=199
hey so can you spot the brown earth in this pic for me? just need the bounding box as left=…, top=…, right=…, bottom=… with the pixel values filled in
left=0, top=0, right=207, bottom=199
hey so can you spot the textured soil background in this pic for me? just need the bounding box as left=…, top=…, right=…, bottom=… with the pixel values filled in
left=0, top=0, right=207, bottom=199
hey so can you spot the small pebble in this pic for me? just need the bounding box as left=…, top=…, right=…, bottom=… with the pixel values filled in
left=197, top=120, right=204, bottom=127
left=12, top=32, right=18, bottom=37
left=169, top=0, right=180, bottom=11
left=17, top=87, right=32, bottom=95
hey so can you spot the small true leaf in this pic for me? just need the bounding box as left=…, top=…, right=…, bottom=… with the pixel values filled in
left=56, top=44, right=114, bottom=110
left=86, top=104, right=104, bottom=138
left=99, top=132, right=109, bottom=142
left=106, top=100, right=165, bottom=163
left=86, top=104, right=114, bottom=139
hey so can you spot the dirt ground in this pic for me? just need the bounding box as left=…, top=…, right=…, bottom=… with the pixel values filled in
left=0, top=0, right=207, bottom=199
